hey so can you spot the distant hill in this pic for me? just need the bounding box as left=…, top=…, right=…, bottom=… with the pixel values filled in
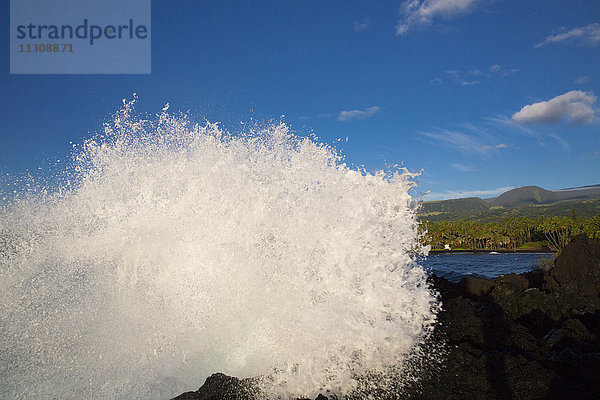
left=484, top=185, right=600, bottom=208
left=553, top=185, right=600, bottom=201
left=485, top=186, right=557, bottom=207
left=423, top=197, right=488, bottom=214
left=420, top=184, right=600, bottom=222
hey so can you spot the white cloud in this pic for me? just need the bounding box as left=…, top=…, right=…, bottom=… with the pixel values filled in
left=451, top=163, right=475, bottom=172
left=296, top=112, right=333, bottom=121
left=485, top=114, right=537, bottom=136
left=574, top=76, right=591, bottom=85
left=338, top=106, right=381, bottom=121
left=549, top=133, right=570, bottom=151
left=512, top=90, right=597, bottom=125
left=396, top=0, right=480, bottom=35
left=488, top=64, right=518, bottom=77
left=420, top=128, right=506, bottom=154
left=433, top=64, right=516, bottom=85
left=461, top=121, right=491, bottom=136
left=353, top=19, right=370, bottom=32
left=425, top=186, right=514, bottom=201
left=535, top=23, right=600, bottom=48
left=482, top=143, right=507, bottom=150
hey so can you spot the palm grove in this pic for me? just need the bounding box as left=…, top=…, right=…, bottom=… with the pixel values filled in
left=420, top=215, right=600, bottom=252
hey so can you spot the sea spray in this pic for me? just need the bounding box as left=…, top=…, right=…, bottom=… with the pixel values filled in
left=0, top=99, right=439, bottom=399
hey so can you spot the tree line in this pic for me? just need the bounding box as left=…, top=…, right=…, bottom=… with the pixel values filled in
left=419, top=214, right=600, bottom=251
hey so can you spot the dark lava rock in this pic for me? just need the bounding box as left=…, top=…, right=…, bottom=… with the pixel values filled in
left=412, top=234, right=600, bottom=400
left=170, top=373, right=329, bottom=400
left=172, top=234, right=600, bottom=400
left=171, top=373, right=259, bottom=400
left=460, top=273, right=530, bottom=298
left=544, top=234, right=600, bottom=312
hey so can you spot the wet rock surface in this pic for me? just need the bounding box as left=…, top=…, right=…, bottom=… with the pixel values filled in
left=172, top=234, right=600, bottom=399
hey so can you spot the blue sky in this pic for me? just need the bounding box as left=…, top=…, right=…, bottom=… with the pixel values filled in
left=1, top=0, right=599, bottom=200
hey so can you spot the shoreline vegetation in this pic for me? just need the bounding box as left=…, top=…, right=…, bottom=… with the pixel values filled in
left=419, top=215, right=600, bottom=252
left=417, top=184, right=600, bottom=252
left=428, top=248, right=554, bottom=254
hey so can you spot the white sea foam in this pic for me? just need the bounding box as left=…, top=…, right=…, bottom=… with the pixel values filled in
left=0, top=99, right=438, bottom=399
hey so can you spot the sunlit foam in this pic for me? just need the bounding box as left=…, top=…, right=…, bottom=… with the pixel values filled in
left=0, top=98, right=438, bottom=399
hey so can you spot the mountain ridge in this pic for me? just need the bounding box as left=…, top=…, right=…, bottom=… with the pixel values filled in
left=420, top=184, right=600, bottom=222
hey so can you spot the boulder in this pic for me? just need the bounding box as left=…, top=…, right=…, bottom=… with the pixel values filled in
left=171, top=373, right=258, bottom=400
left=544, top=234, right=600, bottom=312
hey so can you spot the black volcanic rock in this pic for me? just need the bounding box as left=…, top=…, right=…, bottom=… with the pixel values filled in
left=544, top=234, right=600, bottom=311
left=412, top=234, right=600, bottom=400
left=171, top=373, right=258, bottom=400
left=172, top=234, right=600, bottom=400
left=170, top=372, right=329, bottom=400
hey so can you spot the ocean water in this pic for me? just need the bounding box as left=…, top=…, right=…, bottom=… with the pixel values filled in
left=0, top=99, right=438, bottom=400
left=422, top=252, right=554, bottom=283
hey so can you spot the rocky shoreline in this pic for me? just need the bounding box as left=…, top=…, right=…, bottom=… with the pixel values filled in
left=172, top=234, right=600, bottom=400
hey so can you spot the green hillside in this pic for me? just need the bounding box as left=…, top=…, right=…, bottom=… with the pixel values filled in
left=419, top=197, right=489, bottom=220
left=419, top=184, right=600, bottom=223
left=486, top=186, right=557, bottom=207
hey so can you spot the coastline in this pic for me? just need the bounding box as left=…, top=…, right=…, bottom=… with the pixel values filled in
left=428, top=249, right=555, bottom=254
